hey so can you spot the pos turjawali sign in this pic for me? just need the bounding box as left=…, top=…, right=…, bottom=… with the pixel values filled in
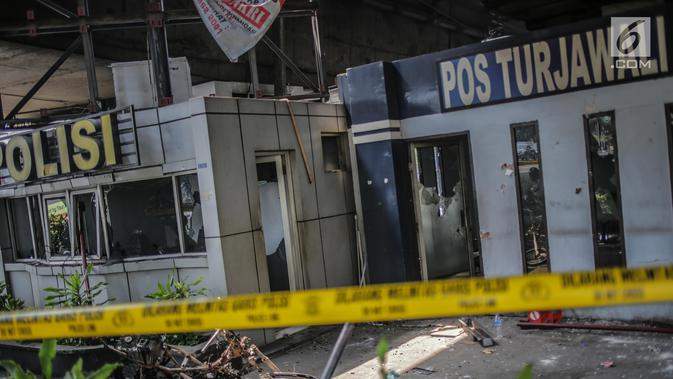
left=438, top=11, right=671, bottom=112
left=193, top=0, right=285, bottom=61
left=0, top=110, right=124, bottom=186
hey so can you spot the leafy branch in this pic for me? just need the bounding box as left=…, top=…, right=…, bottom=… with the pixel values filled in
left=0, top=339, right=120, bottom=379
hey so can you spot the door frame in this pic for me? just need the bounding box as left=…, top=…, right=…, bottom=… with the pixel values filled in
left=583, top=110, right=627, bottom=268
left=408, top=133, right=482, bottom=280
left=256, top=153, right=304, bottom=291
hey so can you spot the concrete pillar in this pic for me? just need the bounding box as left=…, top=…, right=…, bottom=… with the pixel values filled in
left=339, top=62, right=420, bottom=284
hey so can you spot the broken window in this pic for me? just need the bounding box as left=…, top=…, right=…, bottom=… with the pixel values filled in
left=72, top=192, right=101, bottom=257
left=45, top=195, right=71, bottom=257
left=512, top=122, right=550, bottom=273
left=104, top=178, right=180, bottom=258
left=257, top=160, right=290, bottom=292
left=322, top=134, right=344, bottom=172
left=178, top=174, right=205, bottom=253
left=28, top=196, right=46, bottom=259
left=9, top=198, right=35, bottom=260
left=585, top=112, right=625, bottom=268
left=666, top=104, right=673, bottom=205
left=0, top=201, right=11, bottom=260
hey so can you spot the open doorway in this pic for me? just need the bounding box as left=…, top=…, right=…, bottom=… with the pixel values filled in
left=256, top=155, right=302, bottom=292
left=410, top=135, right=482, bottom=280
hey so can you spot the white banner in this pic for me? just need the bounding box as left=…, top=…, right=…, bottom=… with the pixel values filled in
left=193, top=0, right=285, bottom=61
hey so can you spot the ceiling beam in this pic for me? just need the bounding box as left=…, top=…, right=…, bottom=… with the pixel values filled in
left=35, top=0, right=76, bottom=19
left=362, top=0, right=485, bottom=39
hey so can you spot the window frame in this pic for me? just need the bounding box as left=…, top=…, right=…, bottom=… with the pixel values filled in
left=321, top=132, right=346, bottom=173
left=28, top=195, right=47, bottom=260
left=0, top=200, right=11, bottom=255
left=172, top=175, right=187, bottom=255
left=583, top=110, right=627, bottom=268
left=666, top=104, right=673, bottom=210
left=43, top=191, right=72, bottom=260
left=175, top=172, right=207, bottom=254
left=70, top=187, right=106, bottom=260
left=1, top=172, right=206, bottom=263
left=510, top=121, right=551, bottom=274
left=7, top=196, right=37, bottom=262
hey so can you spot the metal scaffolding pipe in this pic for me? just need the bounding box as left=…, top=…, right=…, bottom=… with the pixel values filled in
left=319, top=323, right=355, bottom=379
left=262, top=36, right=319, bottom=92
left=36, top=0, right=76, bottom=19
left=147, top=0, right=173, bottom=106
left=79, top=0, right=99, bottom=112
left=4, top=35, right=83, bottom=121
left=310, top=9, right=327, bottom=98
left=248, top=48, right=261, bottom=98
left=274, top=17, right=288, bottom=96
left=0, top=10, right=317, bottom=37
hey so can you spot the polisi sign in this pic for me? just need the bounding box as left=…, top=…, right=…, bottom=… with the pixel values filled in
left=438, top=14, right=670, bottom=111
left=0, top=111, right=122, bottom=184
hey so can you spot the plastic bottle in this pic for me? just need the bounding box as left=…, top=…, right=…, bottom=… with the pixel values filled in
left=494, top=314, right=503, bottom=339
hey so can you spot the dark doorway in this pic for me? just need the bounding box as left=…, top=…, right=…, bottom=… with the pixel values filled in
left=410, top=135, right=482, bottom=279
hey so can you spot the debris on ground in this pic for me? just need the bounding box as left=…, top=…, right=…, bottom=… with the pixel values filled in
left=107, top=329, right=313, bottom=379
left=600, top=360, right=615, bottom=368
left=459, top=319, right=496, bottom=347
left=410, top=366, right=436, bottom=375
left=430, top=325, right=464, bottom=338
left=257, top=316, right=673, bottom=378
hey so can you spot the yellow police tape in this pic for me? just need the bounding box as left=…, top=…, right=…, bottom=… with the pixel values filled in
left=1, top=265, right=672, bottom=341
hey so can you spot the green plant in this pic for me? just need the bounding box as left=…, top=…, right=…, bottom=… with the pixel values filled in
left=376, top=337, right=399, bottom=379
left=47, top=213, right=70, bottom=254
left=44, top=264, right=111, bottom=308
left=0, top=339, right=120, bottom=379
left=145, top=273, right=208, bottom=345
left=0, top=282, right=24, bottom=312
left=518, top=363, right=533, bottom=379
left=145, top=273, right=207, bottom=301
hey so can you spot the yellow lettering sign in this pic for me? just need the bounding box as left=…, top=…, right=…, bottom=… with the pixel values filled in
left=1, top=111, right=124, bottom=185
left=55, top=125, right=74, bottom=175
left=6, top=136, right=35, bottom=182
left=101, top=114, right=121, bottom=167
left=32, top=131, right=59, bottom=178
left=71, top=120, right=103, bottom=172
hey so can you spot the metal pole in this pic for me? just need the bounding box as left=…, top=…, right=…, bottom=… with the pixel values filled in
left=262, top=36, right=319, bottom=92
left=0, top=9, right=318, bottom=38
left=320, top=216, right=367, bottom=379
left=274, top=18, right=288, bottom=96
left=36, top=0, right=76, bottom=19
left=319, top=323, right=355, bottom=379
left=310, top=8, right=327, bottom=99
left=78, top=0, right=99, bottom=112
left=147, top=0, right=173, bottom=106
left=77, top=202, right=91, bottom=293
left=248, top=48, right=261, bottom=98
left=279, top=17, right=287, bottom=95
left=4, top=35, right=82, bottom=120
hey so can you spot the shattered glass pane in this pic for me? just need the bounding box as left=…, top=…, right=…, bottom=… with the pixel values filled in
left=415, top=145, right=470, bottom=279
left=586, top=113, right=624, bottom=268
left=513, top=123, right=550, bottom=273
